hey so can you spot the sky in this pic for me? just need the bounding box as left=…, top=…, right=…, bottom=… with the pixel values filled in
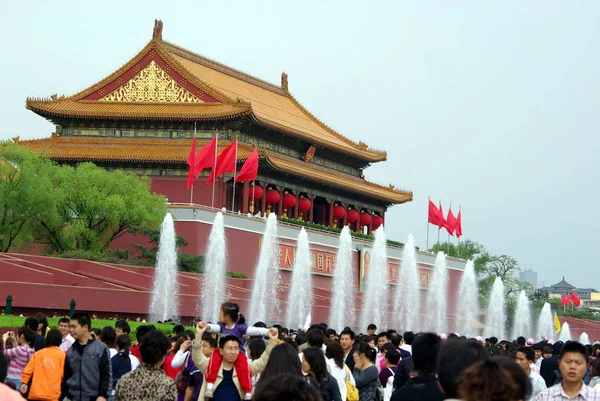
left=0, top=1, right=598, bottom=289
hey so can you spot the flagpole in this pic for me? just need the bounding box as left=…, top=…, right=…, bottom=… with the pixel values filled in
left=437, top=198, right=441, bottom=245
left=447, top=202, right=452, bottom=254
left=457, top=205, right=461, bottom=258
left=190, top=123, right=196, bottom=205
left=211, top=133, right=217, bottom=209
left=231, top=140, right=237, bottom=212
left=426, top=196, right=430, bottom=251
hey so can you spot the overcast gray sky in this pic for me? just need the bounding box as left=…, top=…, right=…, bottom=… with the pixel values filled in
left=1, top=1, right=598, bottom=289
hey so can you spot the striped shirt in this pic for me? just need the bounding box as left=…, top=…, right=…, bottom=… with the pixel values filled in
left=3, top=345, right=35, bottom=381
left=532, top=383, right=600, bottom=401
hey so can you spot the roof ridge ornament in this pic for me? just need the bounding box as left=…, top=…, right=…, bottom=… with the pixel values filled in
left=153, top=19, right=163, bottom=41
left=281, top=72, right=288, bottom=92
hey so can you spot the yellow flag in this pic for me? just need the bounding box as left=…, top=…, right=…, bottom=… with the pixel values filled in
left=554, top=312, right=561, bottom=333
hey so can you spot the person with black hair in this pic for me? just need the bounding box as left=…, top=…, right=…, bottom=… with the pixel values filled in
left=20, top=328, right=65, bottom=400
left=0, top=353, right=22, bottom=400
left=366, top=324, right=377, bottom=337
left=589, top=358, right=600, bottom=389
left=111, top=334, right=139, bottom=395
left=101, top=326, right=118, bottom=358
left=517, top=336, right=527, bottom=346
left=58, top=317, right=75, bottom=352
left=2, top=326, right=35, bottom=389
left=303, top=348, right=342, bottom=401
left=34, top=313, right=50, bottom=337
left=540, top=341, right=563, bottom=387
left=515, top=346, right=546, bottom=400
left=437, top=338, right=488, bottom=399
left=326, top=341, right=355, bottom=401
left=253, top=373, right=324, bottom=401
left=114, top=330, right=176, bottom=401
left=380, top=350, right=399, bottom=388
left=340, top=329, right=356, bottom=371
left=532, top=341, right=600, bottom=401
left=352, top=342, right=379, bottom=401
left=24, top=317, right=45, bottom=351
left=131, top=325, right=152, bottom=360
left=114, top=320, right=131, bottom=337
left=255, top=343, right=303, bottom=391
left=61, top=312, right=112, bottom=401
left=533, top=343, right=544, bottom=368
left=459, top=357, right=531, bottom=401
left=391, top=333, right=444, bottom=401
left=401, top=332, right=415, bottom=355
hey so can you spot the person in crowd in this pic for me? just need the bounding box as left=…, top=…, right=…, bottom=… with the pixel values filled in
left=114, top=330, right=176, bottom=401
left=20, top=328, right=65, bottom=401
left=2, top=326, right=35, bottom=389
left=34, top=313, right=50, bottom=337
left=589, top=358, right=600, bottom=388
left=91, top=328, right=102, bottom=339
left=58, top=317, right=75, bottom=352
left=542, top=346, right=552, bottom=360
left=532, top=341, right=600, bottom=401
left=391, top=333, right=444, bottom=401
left=326, top=341, right=355, bottom=401
left=366, top=324, right=377, bottom=337
left=252, top=373, right=324, bottom=401
left=111, top=334, right=139, bottom=401
left=401, top=332, right=415, bottom=355
left=458, top=357, right=531, bottom=401
left=131, top=325, right=152, bottom=360
left=540, top=341, right=562, bottom=387
left=326, top=329, right=338, bottom=341
left=437, top=338, right=488, bottom=399
left=114, top=320, right=131, bottom=337
left=392, top=352, right=413, bottom=390
left=61, top=312, right=112, bottom=401
left=170, top=332, right=198, bottom=401
left=101, top=326, right=118, bottom=358
left=186, top=334, right=217, bottom=401
left=380, top=350, right=399, bottom=388
left=533, top=344, right=544, bottom=368
left=193, top=321, right=278, bottom=400
left=375, top=333, right=392, bottom=372
left=378, top=343, right=397, bottom=371
left=353, top=342, right=379, bottom=401
left=24, top=317, right=45, bottom=351
left=164, top=338, right=184, bottom=380
left=0, top=353, right=22, bottom=400
left=255, top=343, right=303, bottom=391
left=515, top=346, right=546, bottom=400
left=390, top=333, right=411, bottom=359
left=341, top=329, right=357, bottom=371
left=302, top=347, right=342, bottom=401
left=248, top=337, right=267, bottom=386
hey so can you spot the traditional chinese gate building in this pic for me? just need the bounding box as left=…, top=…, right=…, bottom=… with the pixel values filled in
left=19, top=20, right=412, bottom=233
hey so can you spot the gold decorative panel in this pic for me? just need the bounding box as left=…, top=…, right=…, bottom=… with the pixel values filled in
left=99, top=61, right=203, bottom=103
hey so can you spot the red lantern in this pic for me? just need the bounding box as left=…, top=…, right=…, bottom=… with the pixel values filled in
left=332, top=205, right=345, bottom=219
left=282, top=193, right=296, bottom=208
left=248, top=185, right=264, bottom=200
left=298, top=198, right=311, bottom=211
left=347, top=209, right=358, bottom=224
left=372, top=215, right=384, bottom=229
left=266, top=189, right=280, bottom=205
left=359, top=211, right=371, bottom=226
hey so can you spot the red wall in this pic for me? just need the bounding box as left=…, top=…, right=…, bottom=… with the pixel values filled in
left=151, top=177, right=227, bottom=207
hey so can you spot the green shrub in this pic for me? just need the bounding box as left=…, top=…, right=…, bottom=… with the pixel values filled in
left=226, top=271, right=248, bottom=279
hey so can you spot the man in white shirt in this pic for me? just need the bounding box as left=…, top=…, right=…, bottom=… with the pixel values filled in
left=532, top=341, right=600, bottom=401
left=58, top=317, right=74, bottom=352
left=515, top=346, right=546, bottom=400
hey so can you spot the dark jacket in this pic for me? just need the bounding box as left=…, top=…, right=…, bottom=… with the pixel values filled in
left=317, top=374, right=343, bottom=401
left=33, top=333, right=46, bottom=351
left=540, top=356, right=559, bottom=388
left=111, top=351, right=132, bottom=389
left=345, top=349, right=356, bottom=371
left=61, top=337, right=112, bottom=401
left=390, top=375, right=444, bottom=401
left=393, top=356, right=414, bottom=390
left=353, top=365, right=379, bottom=401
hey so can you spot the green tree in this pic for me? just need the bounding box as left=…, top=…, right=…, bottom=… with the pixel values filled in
left=31, top=162, right=167, bottom=253
left=0, top=142, right=55, bottom=251
left=429, top=239, right=493, bottom=275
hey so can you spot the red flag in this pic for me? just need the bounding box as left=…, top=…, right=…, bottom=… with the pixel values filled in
left=560, top=293, right=570, bottom=306
left=235, top=148, right=258, bottom=183
left=445, top=207, right=458, bottom=236
left=455, top=210, right=463, bottom=238
left=438, top=202, right=447, bottom=230
left=570, top=291, right=581, bottom=307
left=186, top=136, right=197, bottom=190
left=428, top=200, right=442, bottom=226
left=193, top=136, right=217, bottom=178
left=206, top=141, right=237, bottom=185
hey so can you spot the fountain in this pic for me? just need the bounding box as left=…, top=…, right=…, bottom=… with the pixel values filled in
left=579, top=332, right=590, bottom=345
left=329, top=227, right=356, bottom=331
left=360, top=227, right=389, bottom=330
left=536, top=302, right=554, bottom=341
left=558, top=322, right=572, bottom=342
left=392, top=234, right=420, bottom=332
left=426, top=252, right=448, bottom=333
left=456, top=260, right=479, bottom=336
left=249, top=213, right=280, bottom=323
left=285, top=228, right=313, bottom=330
left=484, top=277, right=506, bottom=339
left=149, top=213, right=179, bottom=322
left=511, top=290, right=531, bottom=339
left=199, top=212, right=227, bottom=322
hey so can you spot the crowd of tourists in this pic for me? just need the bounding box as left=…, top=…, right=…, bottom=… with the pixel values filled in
left=1, top=303, right=599, bottom=401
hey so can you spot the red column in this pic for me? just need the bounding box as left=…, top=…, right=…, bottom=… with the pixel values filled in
left=260, top=183, right=267, bottom=215
left=242, top=181, right=249, bottom=214
left=368, top=210, right=373, bottom=235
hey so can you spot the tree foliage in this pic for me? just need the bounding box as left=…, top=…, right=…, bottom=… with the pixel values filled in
left=1, top=143, right=167, bottom=254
